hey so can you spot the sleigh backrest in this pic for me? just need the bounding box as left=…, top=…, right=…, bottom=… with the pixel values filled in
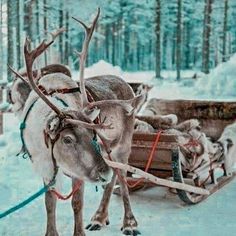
left=144, top=98, right=236, bottom=140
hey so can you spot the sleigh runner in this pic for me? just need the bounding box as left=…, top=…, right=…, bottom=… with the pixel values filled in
left=127, top=98, right=236, bottom=204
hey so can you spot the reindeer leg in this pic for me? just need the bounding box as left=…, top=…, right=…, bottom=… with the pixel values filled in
left=118, top=169, right=140, bottom=236
left=45, top=190, right=59, bottom=236
left=71, top=178, right=85, bottom=236
left=86, top=172, right=117, bottom=231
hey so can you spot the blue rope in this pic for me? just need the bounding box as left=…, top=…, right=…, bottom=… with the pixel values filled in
left=1, top=111, right=98, bottom=219
left=90, top=136, right=102, bottom=157
left=17, top=99, right=38, bottom=159
left=0, top=181, right=55, bottom=219
left=1, top=96, right=67, bottom=219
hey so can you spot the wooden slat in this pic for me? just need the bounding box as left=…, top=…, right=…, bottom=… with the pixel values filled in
left=145, top=98, right=236, bottom=120
left=133, top=133, right=177, bottom=142
left=129, top=144, right=173, bottom=171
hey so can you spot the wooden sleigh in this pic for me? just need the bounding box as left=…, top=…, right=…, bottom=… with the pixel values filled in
left=127, top=99, right=236, bottom=204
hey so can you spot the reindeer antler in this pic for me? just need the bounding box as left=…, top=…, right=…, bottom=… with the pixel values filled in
left=65, top=117, right=113, bottom=130
left=24, top=28, right=66, bottom=118
left=72, top=8, right=100, bottom=108
left=7, top=64, right=28, bottom=84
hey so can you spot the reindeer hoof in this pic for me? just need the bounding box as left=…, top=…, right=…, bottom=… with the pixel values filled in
left=121, top=227, right=141, bottom=236
left=86, top=223, right=102, bottom=231
left=86, top=214, right=110, bottom=231
left=121, top=215, right=139, bottom=236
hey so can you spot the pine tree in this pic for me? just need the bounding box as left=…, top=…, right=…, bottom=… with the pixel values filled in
left=155, top=0, right=161, bottom=79
left=24, top=0, right=34, bottom=40
left=222, top=0, right=228, bottom=62
left=0, top=0, right=3, bottom=80
left=16, top=0, right=22, bottom=69
left=176, top=0, right=182, bottom=80
left=202, top=0, right=213, bottom=74
left=43, top=0, right=48, bottom=65
left=7, top=0, right=15, bottom=82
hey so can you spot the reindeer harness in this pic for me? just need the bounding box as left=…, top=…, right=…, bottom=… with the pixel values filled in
left=18, top=86, right=102, bottom=190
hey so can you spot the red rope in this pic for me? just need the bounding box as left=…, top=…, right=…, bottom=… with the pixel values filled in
left=183, top=138, right=200, bottom=148
left=50, top=180, right=83, bottom=200
left=106, top=130, right=163, bottom=189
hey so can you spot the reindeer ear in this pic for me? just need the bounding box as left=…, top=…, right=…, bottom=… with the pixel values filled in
left=83, top=107, right=100, bottom=122
left=127, top=93, right=146, bottom=116
left=45, top=116, right=61, bottom=139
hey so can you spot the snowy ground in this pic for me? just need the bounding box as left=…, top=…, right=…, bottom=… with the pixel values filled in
left=0, top=114, right=236, bottom=236
left=1, top=58, right=236, bottom=235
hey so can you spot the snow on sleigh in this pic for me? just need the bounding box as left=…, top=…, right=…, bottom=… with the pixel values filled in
left=127, top=97, right=236, bottom=204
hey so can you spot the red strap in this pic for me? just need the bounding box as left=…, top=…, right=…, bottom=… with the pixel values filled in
left=184, top=138, right=200, bottom=148
left=106, top=130, right=163, bottom=189
left=50, top=180, right=83, bottom=200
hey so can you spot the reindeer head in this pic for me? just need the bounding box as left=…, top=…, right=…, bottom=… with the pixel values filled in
left=43, top=110, right=112, bottom=183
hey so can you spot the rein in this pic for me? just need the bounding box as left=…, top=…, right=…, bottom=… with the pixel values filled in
left=15, top=84, right=106, bottom=206
left=17, top=84, right=98, bottom=201
left=17, top=99, right=38, bottom=159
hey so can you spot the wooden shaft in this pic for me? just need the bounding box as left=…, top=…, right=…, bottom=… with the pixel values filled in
left=104, top=159, right=210, bottom=196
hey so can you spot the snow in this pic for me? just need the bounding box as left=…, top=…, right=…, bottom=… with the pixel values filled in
left=0, top=102, right=10, bottom=112
left=80, top=58, right=236, bottom=101
left=195, top=54, right=236, bottom=100
left=1, top=58, right=236, bottom=235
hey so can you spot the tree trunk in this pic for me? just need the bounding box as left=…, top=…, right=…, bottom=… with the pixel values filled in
left=24, top=0, right=34, bottom=40
left=176, top=0, right=182, bottom=80
left=214, top=37, right=219, bottom=66
left=202, top=0, right=213, bottom=74
left=0, top=0, right=3, bottom=80
left=43, top=0, right=48, bottom=65
left=0, top=0, right=2, bottom=134
left=155, top=0, right=161, bottom=78
left=162, top=31, right=168, bottom=70
left=7, top=0, right=14, bottom=82
left=124, top=25, right=130, bottom=70
left=36, top=0, right=41, bottom=43
left=137, top=38, right=140, bottom=70
left=172, top=34, right=176, bottom=68
left=105, top=25, right=110, bottom=62
left=112, top=22, right=116, bottom=65
left=64, top=10, right=69, bottom=65
left=16, top=0, right=21, bottom=69
left=228, top=33, right=231, bottom=56
left=148, top=39, right=152, bottom=70
left=59, top=0, right=64, bottom=63
left=184, top=22, right=191, bottom=69
left=222, top=0, right=228, bottom=62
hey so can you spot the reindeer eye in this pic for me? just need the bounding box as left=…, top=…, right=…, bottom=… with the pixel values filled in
left=62, top=136, right=74, bottom=145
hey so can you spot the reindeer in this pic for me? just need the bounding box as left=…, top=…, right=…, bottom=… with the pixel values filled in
left=8, top=63, right=71, bottom=118
left=214, top=122, right=236, bottom=176
left=15, top=9, right=142, bottom=236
